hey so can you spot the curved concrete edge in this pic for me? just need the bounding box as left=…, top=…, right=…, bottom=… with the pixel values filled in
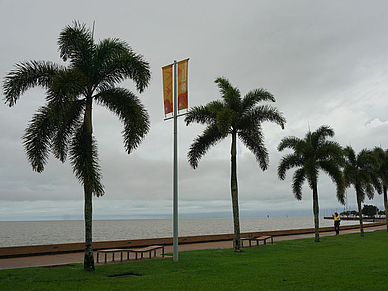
left=0, top=222, right=385, bottom=258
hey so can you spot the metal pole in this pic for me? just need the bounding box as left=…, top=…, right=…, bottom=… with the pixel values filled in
left=173, top=60, right=178, bottom=261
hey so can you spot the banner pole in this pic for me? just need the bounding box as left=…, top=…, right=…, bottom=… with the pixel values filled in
left=173, top=60, right=179, bottom=262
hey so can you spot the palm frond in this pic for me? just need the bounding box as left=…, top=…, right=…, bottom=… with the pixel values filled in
left=365, top=182, right=375, bottom=200
left=343, top=165, right=356, bottom=187
left=214, top=77, right=233, bottom=98
left=23, top=106, right=56, bottom=172
left=117, top=50, right=151, bottom=93
left=278, top=136, right=301, bottom=152
left=315, top=141, right=344, bottom=168
left=343, top=146, right=357, bottom=165
left=292, top=168, right=305, bottom=200
left=51, top=99, right=85, bottom=162
left=242, top=105, right=286, bottom=129
left=214, top=77, right=241, bottom=111
left=41, top=68, right=87, bottom=162
left=187, top=124, right=225, bottom=169
left=94, top=39, right=151, bottom=93
left=3, top=61, right=62, bottom=106
left=95, top=88, right=150, bottom=154
left=58, top=21, right=94, bottom=66
left=238, top=128, right=268, bottom=170
left=320, top=160, right=345, bottom=204
left=372, top=147, right=388, bottom=188
left=358, top=149, right=376, bottom=170
left=241, top=89, right=275, bottom=112
left=69, top=123, right=104, bottom=197
left=185, top=101, right=223, bottom=126
left=369, top=173, right=382, bottom=195
left=277, top=153, right=303, bottom=180
left=357, top=186, right=366, bottom=203
left=313, top=125, right=335, bottom=143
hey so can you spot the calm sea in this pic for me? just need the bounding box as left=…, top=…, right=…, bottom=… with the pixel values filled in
left=0, top=217, right=361, bottom=248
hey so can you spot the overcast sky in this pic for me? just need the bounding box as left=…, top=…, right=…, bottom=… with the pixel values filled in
left=1, top=0, right=388, bottom=221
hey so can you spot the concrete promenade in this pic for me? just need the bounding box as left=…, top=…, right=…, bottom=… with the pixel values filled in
left=0, top=224, right=385, bottom=270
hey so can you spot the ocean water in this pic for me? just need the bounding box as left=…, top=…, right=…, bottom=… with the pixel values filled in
left=0, top=217, right=362, bottom=248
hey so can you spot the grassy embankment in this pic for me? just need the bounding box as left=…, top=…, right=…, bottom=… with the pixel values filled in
left=1, top=230, right=387, bottom=290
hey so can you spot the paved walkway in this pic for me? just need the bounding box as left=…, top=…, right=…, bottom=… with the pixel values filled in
left=0, top=225, right=385, bottom=270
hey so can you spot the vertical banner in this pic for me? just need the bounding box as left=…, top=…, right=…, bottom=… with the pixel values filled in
left=177, top=59, right=189, bottom=111
left=162, top=64, right=173, bottom=115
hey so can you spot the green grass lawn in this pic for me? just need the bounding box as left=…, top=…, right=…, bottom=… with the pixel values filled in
left=1, top=230, right=387, bottom=291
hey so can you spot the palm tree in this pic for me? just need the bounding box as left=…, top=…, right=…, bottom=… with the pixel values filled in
left=185, top=77, right=286, bottom=251
left=343, top=146, right=381, bottom=236
left=2, top=22, right=151, bottom=270
left=373, top=147, right=388, bottom=231
left=277, top=125, right=345, bottom=242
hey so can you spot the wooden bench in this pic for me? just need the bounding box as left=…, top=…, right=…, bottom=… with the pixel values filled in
left=97, top=249, right=127, bottom=263
left=241, top=235, right=273, bottom=248
left=96, top=245, right=165, bottom=263
left=255, top=235, right=273, bottom=245
left=126, top=245, right=165, bottom=260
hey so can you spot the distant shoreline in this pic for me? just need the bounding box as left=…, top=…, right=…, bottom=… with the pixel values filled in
left=323, top=216, right=386, bottom=221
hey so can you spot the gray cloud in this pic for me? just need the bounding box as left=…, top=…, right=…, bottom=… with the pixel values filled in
left=1, top=0, right=387, bottom=221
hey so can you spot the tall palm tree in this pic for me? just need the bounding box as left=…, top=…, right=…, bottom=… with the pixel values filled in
left=185, top=77, right=286, bottom=251
left=2, top=22, right=151, bottom=270
left=373, top=147, right=388, bottom=231
left=277, top=125, right=345, bottom=242
left=343, top=146, right=381, bottom=236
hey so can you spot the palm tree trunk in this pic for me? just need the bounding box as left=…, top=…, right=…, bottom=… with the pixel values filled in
left=84, top=184, right=94, bottom=270
left=312, top=182, right=320, bottom=242
left=356, top=191, right=364, bottom=237
left=384, top=186, right=388, bottom=232
left=230, top=131, right=241, bottom=251
left=83, top=99, right=95, bottom=270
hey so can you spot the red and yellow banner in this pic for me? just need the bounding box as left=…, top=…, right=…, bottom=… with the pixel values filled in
left=162, top=64, right=173, bottom=115
left=177, top=59, right=189, bottom=111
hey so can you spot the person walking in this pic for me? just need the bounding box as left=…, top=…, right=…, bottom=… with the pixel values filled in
left=333, top=212, right=341, bottom=235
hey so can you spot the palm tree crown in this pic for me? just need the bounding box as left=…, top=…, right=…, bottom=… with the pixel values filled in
left=2, top=21, right=151, bottom=270
left=372, top=147, right=388, bottom=231
left=186, top=77, right=286, bottom=169
left=277, top=125, right=345, bottom=242
left=343, top=146, right=381, bottom=236
left=185, top=77, right=286, bottom=251
left=3, top=22, right=151, bottom=195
